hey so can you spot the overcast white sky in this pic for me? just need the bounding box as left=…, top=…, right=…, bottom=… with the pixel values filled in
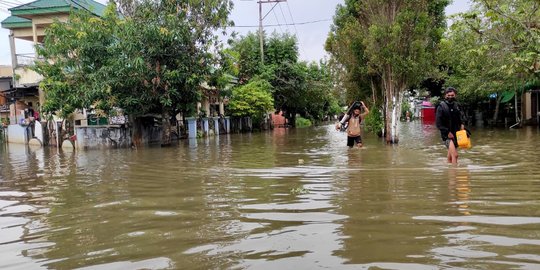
left=0, top=0, right=472, bottom=66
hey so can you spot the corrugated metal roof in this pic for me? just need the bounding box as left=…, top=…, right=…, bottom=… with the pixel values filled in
left=9, top=0, right=106, bottom=17
left=2, top=0, right=107, bottom=29
left=1, top=16, right=30, bottom=24
left=10, top=0, right=72, bottom=10
left=1, top=16, right=32, bottom=29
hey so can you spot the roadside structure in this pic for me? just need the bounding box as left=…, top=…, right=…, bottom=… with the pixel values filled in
left=1, top=0, right=238, bottom=149
left=1, top=0, right=107, bottom=146
left=0, top=66, right=13, bottom=123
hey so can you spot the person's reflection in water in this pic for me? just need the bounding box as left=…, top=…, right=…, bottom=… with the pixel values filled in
left=448, top=167, right=471, bottom=216
left=347, top=149, right=363, bottom=167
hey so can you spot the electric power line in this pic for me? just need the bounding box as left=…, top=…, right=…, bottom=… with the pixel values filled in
left=0, top=2, right=16, bottom=9
left=0, top=1, right=17, bottom=8
left=285, top=2, right=299, bottom=35
left=262, top=2, right=279, bottom=21
left=284, top=1, right=307, bottom=58
left=271, top=7, right=283, bottom=32
left=0, top=0, right=27, bottom=10
left=231, top=18, right=331, bottom=28
left=277, top=2, right=290, bottom=33
left=1, top=0, right=25, bottom=5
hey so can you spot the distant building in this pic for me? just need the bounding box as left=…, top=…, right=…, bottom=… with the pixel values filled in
left=1, top=0, right=106, bottom=142
left=1, top=0, right=236, bottom=147
left=0, top=66, right=13, bottom=122
left=1, top=0, right=106, bottom=122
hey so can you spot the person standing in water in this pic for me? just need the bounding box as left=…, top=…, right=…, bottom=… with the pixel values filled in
left=436, top=87, right=466, bottom=164
left=336, top=101, right=369, bottom=148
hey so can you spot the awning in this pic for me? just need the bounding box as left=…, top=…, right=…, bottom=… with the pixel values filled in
left=2, top=86, right=39, bottom=100
left=500, top=91, right=515, bottom=103
left=421, top=101, right=433, bottom=107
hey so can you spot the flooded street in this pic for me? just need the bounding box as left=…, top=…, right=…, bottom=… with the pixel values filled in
left=1, top=122, right=540, bottom=270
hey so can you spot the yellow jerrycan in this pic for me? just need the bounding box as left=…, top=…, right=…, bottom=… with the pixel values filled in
left=456, top=129, right=471, bottom=149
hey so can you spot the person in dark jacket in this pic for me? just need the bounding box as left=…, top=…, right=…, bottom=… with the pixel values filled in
left=436, top=87, right=465, bottom=164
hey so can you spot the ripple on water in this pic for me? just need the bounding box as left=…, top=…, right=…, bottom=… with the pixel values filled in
left=242, top=212, right=348, bottom=223
left=74, top=257, right=173, bottom=270
left=414, top=215, right=540, bottom=226
left=506, top=254, right=540, bottom=262
left=448, top=233, right=540, bottom=247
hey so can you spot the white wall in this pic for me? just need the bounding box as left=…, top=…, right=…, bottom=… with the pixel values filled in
left=7, top=124, right=27, bottom=144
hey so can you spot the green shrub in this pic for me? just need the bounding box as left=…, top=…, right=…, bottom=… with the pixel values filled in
left=364, top=108, right=383, bottom=135
left=429, top=96, right=441, bottom=107
left=296, top=116, right=312, bottom=127
left=401, top=101, right=413, bottom=120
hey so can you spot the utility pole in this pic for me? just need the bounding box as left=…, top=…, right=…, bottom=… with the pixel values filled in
left=258, top=0, right=286, bottom=65
left=259, top=1, right=263, bottom=65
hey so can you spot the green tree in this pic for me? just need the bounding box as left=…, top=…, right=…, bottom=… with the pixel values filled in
left=111, top=0, right=233, bottom=145
left=325, top=4, right=374, bottom=105
left=229, top=32, right=338, bottom=127
left=229, top=32, right=265, bottom=84
left=263, top=33, right=308, bottom=127
left=35, top=0, right=233, bottom=146
left=477, top=0, right=540, bottom=77
left=268, top=61, right=308, bottom=127
left=304, top=61, right=341, bottom=122
left=326, top=0, right=449, bottom=143
left=441, top=0, right=539, bottom=123
left=227, top=77, right=274, bottom=127
left=35, top=5, right=120, bottom=118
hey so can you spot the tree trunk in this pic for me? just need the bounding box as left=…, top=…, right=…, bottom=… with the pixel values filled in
left=382, top=68, right=403, bottom=144
left=514, top=90, right=520, bottom=126
left=384, top=93, right=403, bottom=144
left=131, top=115, right=143, bottom=149
left=371, top=78, right=377, bottom=104
left=492, top=93, right=502, bottom=124
left=286, top=110, right=296, bottom=128
left=46, top=119, right=56, bottom=147
left=161, top=110, right=172, bottom=147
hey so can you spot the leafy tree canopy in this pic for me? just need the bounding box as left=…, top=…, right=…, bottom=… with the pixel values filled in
left=35, top=0, right=233, bottom=118
left=326, top=0, right=449, bottom=142
left=227, top=77, right=274, bottom=123
left=227, top=31, right=339, bottom=126
left=441, top=0, right=540, bottom=103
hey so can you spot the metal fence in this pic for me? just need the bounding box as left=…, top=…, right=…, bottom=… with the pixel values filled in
left=15, top=53, right=45, bottom=67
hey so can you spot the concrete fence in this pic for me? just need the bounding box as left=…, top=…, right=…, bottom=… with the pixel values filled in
left=2, top=116, right=242, bottom=149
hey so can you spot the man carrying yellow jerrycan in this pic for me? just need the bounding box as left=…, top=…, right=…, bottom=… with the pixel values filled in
left=436, top=87, right=471, bottom=165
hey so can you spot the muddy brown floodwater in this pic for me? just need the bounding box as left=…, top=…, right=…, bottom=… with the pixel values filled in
left=1, top=122, right=539, bottom=269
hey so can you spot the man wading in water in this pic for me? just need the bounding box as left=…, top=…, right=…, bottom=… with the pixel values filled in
left=436, top=87, right=466, bottom=164
left=336, top=101, right=369, bottom=148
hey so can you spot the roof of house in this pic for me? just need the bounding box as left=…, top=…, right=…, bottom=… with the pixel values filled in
left=1, top=16, right=32, bottom=29
left=1, top=0, right=107, bottom=29
left=10, top=0, right=107, bottom=17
